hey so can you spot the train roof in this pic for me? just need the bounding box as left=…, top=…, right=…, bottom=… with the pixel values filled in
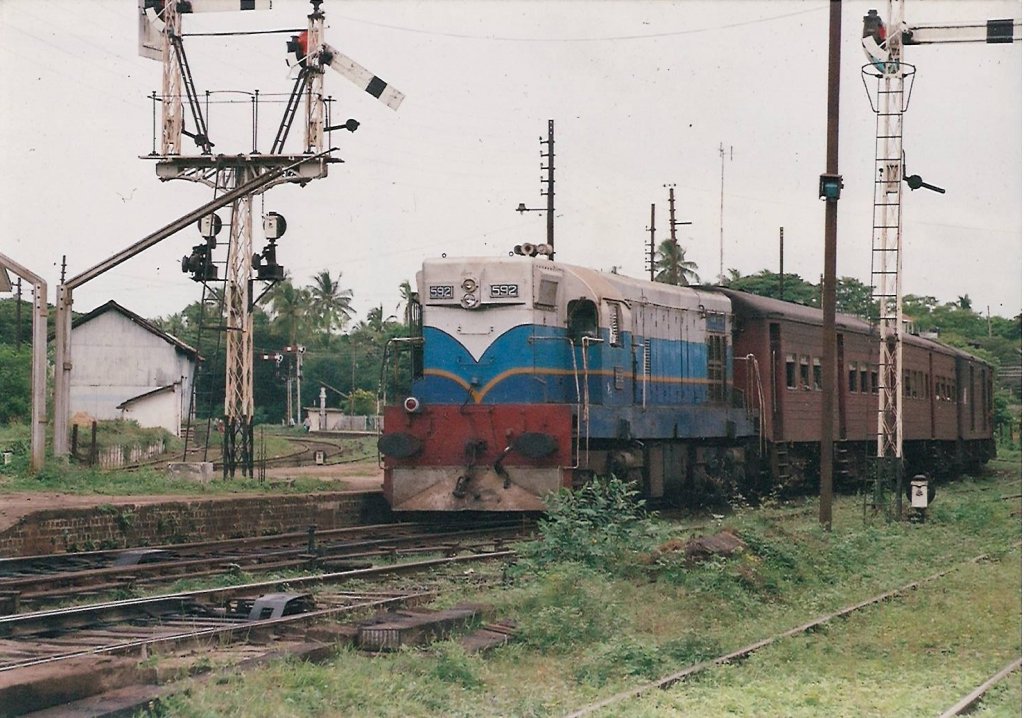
left=422, top=256, right=731, bottom=313
left=717, top=288, right=992, bottom=365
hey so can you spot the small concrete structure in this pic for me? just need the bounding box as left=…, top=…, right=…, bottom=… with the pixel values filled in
left=70, top=300, right=199, bottom=436
left=165, top=461, right=214, bottom=484
left=304, top=408, right=381, bottom=433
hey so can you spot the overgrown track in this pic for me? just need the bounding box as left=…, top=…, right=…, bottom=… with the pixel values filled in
left=0, top=519, right=534, bottom=612
left=124, top=433, right=372, bottom=471
left=0, top=550, right=514, bottom=674
left=938, top=657, right=1022, bottom=717
left=565, top=546, right=1021, bottom=718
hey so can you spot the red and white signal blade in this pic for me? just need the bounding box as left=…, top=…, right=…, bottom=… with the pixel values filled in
left=138, top=0, right=271, bottom=60
left=322, top=42, right=405, bottom=111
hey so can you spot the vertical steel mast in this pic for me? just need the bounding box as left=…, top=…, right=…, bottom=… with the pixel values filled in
left=859, top=4, right=1017, bottom=514
left=862, top=1, right=911, bottom=512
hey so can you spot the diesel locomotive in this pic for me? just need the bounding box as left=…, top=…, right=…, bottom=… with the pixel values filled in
left=377, top=255, right=994, bottom=511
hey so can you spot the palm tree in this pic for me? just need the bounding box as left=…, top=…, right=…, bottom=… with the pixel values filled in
left=396, top=279, right=419, bottom=328
left=307, top=270, right=354, bottom=336
left=268, top=278, right=311, bottom=345
left=654, top=240, right=700, bottom=286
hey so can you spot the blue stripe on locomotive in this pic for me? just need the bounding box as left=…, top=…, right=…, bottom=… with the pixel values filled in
left=415, top=324, right=725, bottom=406
left=414, top=323, right=753, bottom=440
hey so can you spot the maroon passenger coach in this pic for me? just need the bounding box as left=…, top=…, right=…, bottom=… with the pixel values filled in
left=721, top=290, right=995, bottom=487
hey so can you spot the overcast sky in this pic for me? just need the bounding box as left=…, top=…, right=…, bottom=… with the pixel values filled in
left=0, top=0, right=1020, bottom=324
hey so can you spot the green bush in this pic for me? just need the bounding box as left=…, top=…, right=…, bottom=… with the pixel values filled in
left=513, top=565, right=619, bottom=653
left=521, top=474, right=652, bottom=572
left=0, top=347, right=30, bottom=424
left=429, top=642, right=482, bottom=689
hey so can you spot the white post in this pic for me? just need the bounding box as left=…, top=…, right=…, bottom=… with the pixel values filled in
left=0, top=253, right=49, bottom=470
left=319, top=385, right=327, bottom=431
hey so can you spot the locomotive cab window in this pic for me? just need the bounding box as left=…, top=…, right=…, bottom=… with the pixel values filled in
left=567, top=299, right=599, bottom=342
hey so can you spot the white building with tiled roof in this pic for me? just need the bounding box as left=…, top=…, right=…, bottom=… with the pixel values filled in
left=70, top=301, right=199, bottom=436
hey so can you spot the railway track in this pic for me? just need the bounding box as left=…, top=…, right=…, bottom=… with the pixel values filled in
left=0, top=519, right=534, bottom=613
left=565, top=545, right=1021, bottom=718
left=125, top=432, right=371, bottom=472
left=0, top=551, right=515, bottom=716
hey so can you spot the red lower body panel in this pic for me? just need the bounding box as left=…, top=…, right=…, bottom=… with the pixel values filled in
left=381, top=404, right=574, bottom=511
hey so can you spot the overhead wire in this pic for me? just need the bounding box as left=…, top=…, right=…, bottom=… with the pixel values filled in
left=331, top=5, right=827, bottom=43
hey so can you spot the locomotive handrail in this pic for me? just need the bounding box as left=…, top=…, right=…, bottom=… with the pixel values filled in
left=528, top=335, right=583, bottom=469
left=581, top=336, right=605, bottom=468
left=736, top=353, right=768, bottom=455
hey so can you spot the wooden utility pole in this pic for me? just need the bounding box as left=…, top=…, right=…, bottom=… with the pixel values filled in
left=819, top=0, right=843, bottom=530
left=647, top=204, right=656, bottom=281
left=15, top=279, right=22, bottom=351
left=778, top=227, right=784, bottom=300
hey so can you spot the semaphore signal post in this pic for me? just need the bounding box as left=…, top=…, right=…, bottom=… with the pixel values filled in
left=52, top=0, right=404, bottom=476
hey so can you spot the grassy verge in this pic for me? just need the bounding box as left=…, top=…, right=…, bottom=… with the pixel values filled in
left=0, top=462, right=342, bottom=496
left=0, top=422, right=378, bottom=495
left=149, top=464, right=1021, bottom=718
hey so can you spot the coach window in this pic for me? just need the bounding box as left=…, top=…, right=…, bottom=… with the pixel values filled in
left=812, top=358, right=822, bottom=391
left=871, top=370, right=879, bottom=394
left=860, top=363, right=870, bottom=394
left=799, top=356, right=810, bottom=390
left=904, top=372, right=912, bottom=397
left=848, top=363, right=858, bottom=393
left=567, top=299, right=598, bottom=342
left=786, top=354, right=796, bottom=389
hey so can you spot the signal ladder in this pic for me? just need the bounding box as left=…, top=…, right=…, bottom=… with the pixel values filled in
left=865, top=61, right=914, bottom=518
left=182, top=278, right=227, bottom=464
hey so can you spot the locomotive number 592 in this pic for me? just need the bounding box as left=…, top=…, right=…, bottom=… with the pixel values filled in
left=489, top=284, right=519, bottom=298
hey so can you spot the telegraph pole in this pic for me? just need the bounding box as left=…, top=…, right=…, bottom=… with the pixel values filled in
left=542, top=120, right=555, bottom=259
left=778, top=227, right=785, bottom=300
left=15, top=279, right=22, bottom=351
left=664, top=184, right=693, bottom=284
left=819, top=0, right=843, bottom=531
left=645, top=203, right=656, bottom=281
left=516, top=120, right=556, bottom=260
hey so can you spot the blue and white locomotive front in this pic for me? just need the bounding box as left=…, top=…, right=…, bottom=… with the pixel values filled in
left=379, top=256, right=756, bottom=511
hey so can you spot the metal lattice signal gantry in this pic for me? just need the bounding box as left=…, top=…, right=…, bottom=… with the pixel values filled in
left=134, top=0, right=404, bottom=476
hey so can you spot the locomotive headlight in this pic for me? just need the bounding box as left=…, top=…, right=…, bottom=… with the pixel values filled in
left=461, top=293, right=480, bottom=309
left=461, top=278, right=478, bottom=292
